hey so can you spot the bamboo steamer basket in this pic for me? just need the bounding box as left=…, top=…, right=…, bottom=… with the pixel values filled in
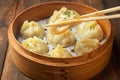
left=8, top=1, right=114, bottom=80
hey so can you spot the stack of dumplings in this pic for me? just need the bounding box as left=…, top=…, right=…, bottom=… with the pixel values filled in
left=47, top=7, right=79, bottom=47
left=19, top=7, right=104, bottom=58
left=75, top=21, right=103, bottom=55
left=20, top=21, right=47, bottom=55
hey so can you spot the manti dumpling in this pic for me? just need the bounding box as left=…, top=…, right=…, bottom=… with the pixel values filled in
left=48, top=7, right=80, bottom=34
left=20, top=20, right=45, bottom=39
left=76, top=21, right=103, bottom=40
left=46, top=44, right=72, bottom=58
left=22, top=36, right=48, bottom=55
left=47, top=29, right=75, bottom=47
left=48, top=7, right=80, bottom=24
left=74, top=38, right=100, bottom=55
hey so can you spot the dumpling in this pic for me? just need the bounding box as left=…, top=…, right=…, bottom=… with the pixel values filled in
left=48, top=7, right=80, bottom=24
left=22, top=36, right=48, bottom=55
left=74, top=38, right=100, bottom=55
left=47, top=29, right=75, bottom=47
left=76, top=21, right=103, bottom=40
left=20, top=20, right=45, bottom=39
left=46, top=44, right=72, bottom=58
left=48, top=7, right=80, bottom=34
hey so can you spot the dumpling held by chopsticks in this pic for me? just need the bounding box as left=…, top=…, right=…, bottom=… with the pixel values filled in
left=47, top=7, right=80, bottom=34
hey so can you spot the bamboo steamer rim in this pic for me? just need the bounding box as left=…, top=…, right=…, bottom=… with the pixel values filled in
left=8, top=1, right=113, bottom=67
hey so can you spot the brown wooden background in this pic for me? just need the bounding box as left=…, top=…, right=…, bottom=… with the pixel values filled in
left=0, top=0, right=120, bottom=80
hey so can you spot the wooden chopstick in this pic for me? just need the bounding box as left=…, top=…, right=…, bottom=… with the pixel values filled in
left=80, top=6, right=120, bottom=18
left=46, top=6, right=120, bottom=27
left=46, top=14, right=120, bottom=27
left=81, top=14, right=120, bottom=21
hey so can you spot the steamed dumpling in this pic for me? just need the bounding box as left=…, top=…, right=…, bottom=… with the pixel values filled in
left=48, top=7, right=80, bottom=24
left=47, top=29, right=75, bottom=47
left=20, top=20, right=45, bottom=39
left=74, top=39, right=100, bottom=55
left=46, top=44, right=72, bottom=58
left=76, top=21, right=103, bottom=40
left=22, top=36, right=48, bottom=54
left=48, top=7, right=80, bottom=34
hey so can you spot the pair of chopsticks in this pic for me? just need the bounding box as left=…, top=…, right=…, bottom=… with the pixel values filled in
left=46, top=6, right=120, bottom=27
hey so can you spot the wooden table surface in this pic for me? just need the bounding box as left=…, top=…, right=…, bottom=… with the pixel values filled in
left=0, top=0, right=120, bottom=80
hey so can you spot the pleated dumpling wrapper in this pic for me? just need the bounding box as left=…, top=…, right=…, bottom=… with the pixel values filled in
left=48, top=7, right=80, bottom=34
left=74, top=38, right=100, bottom=55
left=22, top=36, right=48, bottom=55
left=46, top=44, right=72, bottom=58
left=48, top=7, right=80, bottom=24
left=76, top=21, right=103, bottom=40
left=20, top=20, right=45, bottom=39
left=47, top=29, right=75, bottom=47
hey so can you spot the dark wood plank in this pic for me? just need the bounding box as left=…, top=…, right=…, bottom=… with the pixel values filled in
left=16, top=0, right=68, bottom=15
left=0, top=0, right=18, bottom=78
left=103, top=0, right=120, bottom=76
left=0, top=27, right=8, bottom=77
left=1, top=0, right=68, bottom=80
left=1, top=47, right=31, bottom=80
left=71, top=0, right=104, bottom=10
left=72, top=0, right=120, bottom=80
left=92, top=51, right=120, bottom=80
left=92, top=0, right=120, bottom=79
left=104, top=0, right=120, bottom=65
